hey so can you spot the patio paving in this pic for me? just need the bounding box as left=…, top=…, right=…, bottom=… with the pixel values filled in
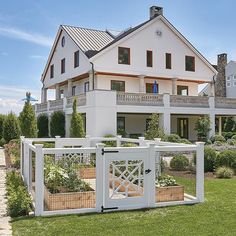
left=0, top=148, right=12, bottom=236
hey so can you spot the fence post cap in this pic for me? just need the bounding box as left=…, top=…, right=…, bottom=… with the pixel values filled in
left=116, top=135, right=122, bottom=138
left=34, top=144, right=44, bottom=148
left=55, top=136, right=61, bottom=139
left=85, top=135, right=90, bottom=138
left=138, top=137, right=145, bottom=140
left=96, top=143, right=105, bottom=148
left=195, top=142, right=205, bottom=146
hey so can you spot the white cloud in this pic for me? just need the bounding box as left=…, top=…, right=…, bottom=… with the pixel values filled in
left=29, top=55, right=46, bottom=60
left=0, top=98, right=23, bottom=115
left=0, top=26, right=53, bottom=47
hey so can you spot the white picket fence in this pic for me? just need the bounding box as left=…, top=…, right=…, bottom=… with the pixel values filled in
left=20, top=136, right=204, bottom=216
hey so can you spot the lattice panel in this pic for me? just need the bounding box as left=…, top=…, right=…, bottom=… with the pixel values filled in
left=109, top=160, right=144, bottom=199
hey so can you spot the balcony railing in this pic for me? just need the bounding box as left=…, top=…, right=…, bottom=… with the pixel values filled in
left=66, top=94, right=86, bottom=108
left=170, top=95, right=209, bottom=108
left=49, top=99, right=63, bottom=111
left=117, top=92, right=164, bottom=106
left=215, top=97, right=236, bottom=109
left=35, top=102, right=47, bottom=112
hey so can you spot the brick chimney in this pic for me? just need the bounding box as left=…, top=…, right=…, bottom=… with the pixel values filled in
left=150, top=6, right=163, bottom=19
left=215, top=53, right=227, bottom=97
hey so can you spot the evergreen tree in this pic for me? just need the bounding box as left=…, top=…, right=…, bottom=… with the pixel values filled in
left=37, top=113, right=49, bottom=137
left=50, top=111, right=65, bottom=137
left=0, top=114, right=6, bottom=139
left=70, top=98, right=85, bottom=137
left=195, top=116, right=211, bottom=141
left=19, top=93, right=38, bottom=138
left=145, top=113, right=165, bottom=140
left=3, top=112, right=21, bottom=143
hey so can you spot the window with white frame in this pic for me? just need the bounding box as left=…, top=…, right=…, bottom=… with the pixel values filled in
left=226, top=82, right=231, bottom=87
left=233, top=81, right=236, bottom=87
left=234, top=75, right=236, bottom=80
left=226, top=76, right=231, bottom=81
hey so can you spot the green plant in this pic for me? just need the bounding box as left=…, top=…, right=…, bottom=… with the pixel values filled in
left=204, top=147, right=217, bottom=172
left=70, top=98, right=85, bottom=138
left=19, top=97, right=37, bottom=138
left=103, top=134, right=116, bottom=147
left=50, top=111, right=65, bottom=137
left=215, top=150, right=236, bottom=173
left=0, top=138, right=5, bottom=147
left=170, top=154, right=189, bottom=171
left=164, top=134, right=181, bottom=143
left=195, top=116, right=211, bottom=141
left=210, top=135, right=226, bottom=143
left=0, top=114, right=6, bottom=140
left=232, top=135, right=236, bottom=140
left=121, top=142, right=138, bottom=147
left=179, top=138, right=191, bottom=144
left=3, top=112, right=21, bottom=143
left=145, top=113, right=165, bottom=140
left=6, top=171, right=32, bottom=217
left=227, top=139, right=236, bottom=146
left=222, top=132, right=234, bottom=140
left=223, top=117, right=235, bottom=132
left=205, top=139, right=212, bottom=145
left=156, top=175, right=177, bottom=187
left=117, top=128, right=127, bottom=137
left=37, top=113, right=49, bottom=138
left=214, top=141, right=224, bottom=146
left=215, top=166, right=234, bottom=179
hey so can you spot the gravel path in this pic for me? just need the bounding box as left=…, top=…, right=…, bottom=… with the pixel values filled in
left=0, top=148, right=12, bottom=236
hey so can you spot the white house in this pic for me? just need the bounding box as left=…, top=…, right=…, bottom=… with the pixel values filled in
left=225, top=60, right=236, bottom=98
left=36, top=6, right=236, bottom=140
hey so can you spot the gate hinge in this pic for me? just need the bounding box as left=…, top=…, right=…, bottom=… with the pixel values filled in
left=145, top=169, right=151, bottom=174
left=101, top=206, right=118, bottom=212
left=101, top=148, right=119, bottom=155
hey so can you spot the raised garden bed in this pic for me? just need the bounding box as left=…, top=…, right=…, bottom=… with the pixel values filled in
left=78, top=167, right=96, bottom=179
left=44, top=187, right=95, bottom=210
left=156, top=185, right=184, bottom=202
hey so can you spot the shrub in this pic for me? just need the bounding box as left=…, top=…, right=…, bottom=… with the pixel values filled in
left=204, top=147, right=217, bottom=172
left=70, top=99, right=85, bottom=138
left=223, top=117, right=235, bottom=132
left=117, top=128, right=127, bottom=137
left=222, top=132, right=234, bottom=140
left=195, top=116, right=211, bottom=141
left=103, top=134, right=116, bottom=147
left=145, top=113, right=165, bottom=140
left=170, top=154, right=189, bottom=171
left=156, top=175, right=177, bottom=187
left=19, top=98, right=37, bottom=138
left=205, top=139, right=212, bottom=145
left=6, top=171, right=32, bottom=217
left=210, top=135, right=226, bottom=143
left=227, top=139, right=236, bottom=146
left=165, top=134, right=181, bottom=143
left=37, top=113, right=49, bottom=138
left=232, top=135, right=236, bottom=140
left=121, top=142, right=138, bottom=147
left=214, top=141, right=224, bottom=146
left=215, top=150, right=236, bottom=173
left=0, top=138, right=5, bottom=147
left=215, top=167, right=234, bottom=179
left=0, top=114, right=6, bottom=139
left=179, top=138, right=191, bottom=144
left=3, top=112, right=21, bottom=143
left=50, top=111, right=65, bottom=137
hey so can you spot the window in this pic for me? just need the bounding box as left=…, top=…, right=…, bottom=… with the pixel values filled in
left=233, top=81, right=236, bottom=87
left=111, top=80, right=125, bottom=92
left=61, top=58, right=65, bottom=74
left=61, top=36, right=65, bottom=47
left=177, top=118, right=189, bottom=139
left=72, top=86, right=76, bottom=96
left=50, top=64, right=54, bottom=78
left=60, top=90, right=64, bottom=99
left=118, top=47, right=130, bottom=65
left=146, top=83, right=159, bottom=94
left=117, top=117, right=125, bottom=131
left=166, top=53, right=172, bottom=69
left=227, top=82, right=231, bottom=87
left=84, top=82, right=89, bottom=93
left=146, top=50, right=153, bottom=67
left=74, top=50, right=80, bottom=68
left=177, top=85, right=188, bottom=96
left=185, top=56, right=195, bottom=72
left=234, top=75, right=236, bottom=80
left=227, top=76, right=231, bottom=81
left=146, top=118, right=151, bottom=131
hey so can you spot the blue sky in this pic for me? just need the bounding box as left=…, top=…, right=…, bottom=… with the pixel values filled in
left=1, top=0, right=236, bottom=114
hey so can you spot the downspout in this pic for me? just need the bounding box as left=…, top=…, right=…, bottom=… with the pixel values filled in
left=90, top=62, right=95, bottom=90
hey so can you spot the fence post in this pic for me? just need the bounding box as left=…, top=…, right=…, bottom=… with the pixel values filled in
left=23, top=141, right=30, bottom=187
left=55, top=136, right=61, bottom=148
left=95, top=143, right=105, bottom=212
left=148, top=143, right=156, bottom=208
left=196, top=142, right=205, bottom=203
left=138, top=137, right=148, bottom=146
left=35, top=144, right=44, bottom=216
left=20, top=136, right=25, bottom=176
left=85, top=135, right=91, bottom=147
left=116, top=135, right=122, bottom=147
left=154, top=138, right=161, bottom=177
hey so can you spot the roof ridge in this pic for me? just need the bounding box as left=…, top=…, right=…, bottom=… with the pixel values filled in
left=61, top=24, right=109, bottom=33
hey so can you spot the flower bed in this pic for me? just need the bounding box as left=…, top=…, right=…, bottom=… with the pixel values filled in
left=156, top=185, right=184, bottom=202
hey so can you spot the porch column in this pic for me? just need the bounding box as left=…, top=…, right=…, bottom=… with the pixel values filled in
left=138, top=75, right=145, bottom=93
left=65, top=114, right=71, bottom=137
left=210, top=81, right=215, bottom=96
left=67, top=79, right=73, bottom=97
left=55, top=84, right=60, bottom=100
left=89, top=70, right=94, bottom=91
left=41, top=87, right=47, bottom=103
left=159, top=112, right=171, bottom=135
left=209, top=113, right=215, bottom=138
left=172, top=78, right=177, bottom=95
left=219, top=116, right=222, bottom=136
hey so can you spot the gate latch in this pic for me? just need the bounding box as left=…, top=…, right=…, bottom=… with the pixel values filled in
left=145, top=169, right=151, bottom=174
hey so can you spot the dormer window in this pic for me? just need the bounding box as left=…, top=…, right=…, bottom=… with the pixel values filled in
left=185, top=56, right=195, bottom=72
left=118, top=47, right=130, bottom=65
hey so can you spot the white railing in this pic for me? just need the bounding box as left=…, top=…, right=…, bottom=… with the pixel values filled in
left=215, top=97, right=236, bottom=109
left=35, top=102, right=48, bottom=112
left=117, top=92, right=164, bottom=106
left=21, top=136, right=204, bottom=217
left=49, top=99, right=63, bottom=111
left=170, top=95, right=209, bottom=108
left=66, top=94, right=86, bottom=108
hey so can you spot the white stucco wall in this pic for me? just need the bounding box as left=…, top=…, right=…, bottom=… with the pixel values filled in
left=43, top=29, right=91, bottom=89
left=225, top=61, right=236, bottom=98
left=92, top=17, right=215, bottom=83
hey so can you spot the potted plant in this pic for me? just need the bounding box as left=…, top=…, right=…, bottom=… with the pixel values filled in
left=156, top=175, right=184, bottom=202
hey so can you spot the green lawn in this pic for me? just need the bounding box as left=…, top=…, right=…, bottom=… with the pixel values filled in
left=12, top=179, right=236, bottom=236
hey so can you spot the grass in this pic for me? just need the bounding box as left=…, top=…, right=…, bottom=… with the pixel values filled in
left=12, top=179, right=236, bottom=236
left=175, top=176, right=196, bottom=195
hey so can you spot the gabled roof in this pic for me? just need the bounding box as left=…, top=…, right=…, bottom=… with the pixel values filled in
left=62, top=25, right=114, bottom=58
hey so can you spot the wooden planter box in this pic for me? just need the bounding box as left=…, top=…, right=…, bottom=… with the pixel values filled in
left=78, top=167, right=96, bottom=179
left=44, top=187, right=96, bottom=211
left=156, top=185, right=184, bottom=202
